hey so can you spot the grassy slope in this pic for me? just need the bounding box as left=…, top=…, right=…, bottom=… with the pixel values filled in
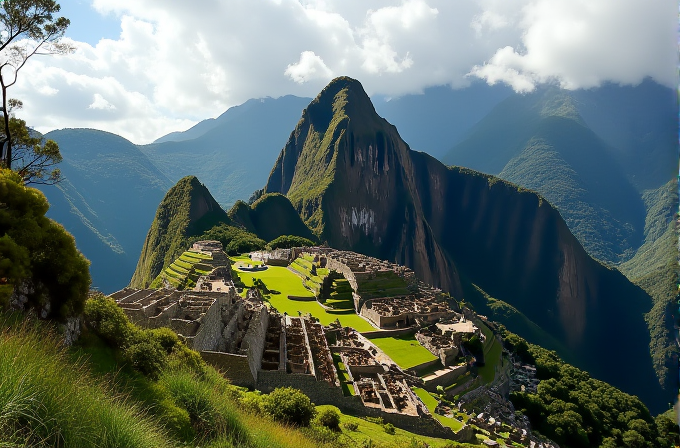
left=0, top=311, right=477, bottom=448
left=231, top=262, right=375, bottom=331
left=412, top=389, right=464, bottom=432
left=367, top=335, right=437, bottom=369
left=619, top=179, right=678, bottom=390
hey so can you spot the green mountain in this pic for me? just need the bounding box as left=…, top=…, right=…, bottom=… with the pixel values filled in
left=140, top=95, right=311, bottom=207
left=36, top=129, right=171, bottom=293
left=265, top=76, right=665, bottom=411
left=443, top=90, right=647, bottom=264
left=228, top=193, right=316, bottom=243
left=130, top=175, right=230, bottom=288
left=619, top=179, right=678, bottom=390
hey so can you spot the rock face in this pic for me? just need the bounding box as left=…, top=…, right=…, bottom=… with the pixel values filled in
left=265, top=76, right=664, bottom=411
left=130, top=175, right=230, bottom=288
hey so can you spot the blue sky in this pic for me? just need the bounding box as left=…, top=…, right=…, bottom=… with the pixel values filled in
left=58, top=1, right=121, bottom=45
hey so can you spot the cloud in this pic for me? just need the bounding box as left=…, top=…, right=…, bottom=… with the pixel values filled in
left=88, top=93, right=116, bottom=110
left=7, top=0, right=675, bottom=143
left=285, top=51, right=334, bottom=83
left=469, top=0, right=677, bottom=91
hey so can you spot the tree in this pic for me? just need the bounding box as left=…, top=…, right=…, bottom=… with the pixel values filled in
left=0, top=168, right=90, bottom=319
left=0, top=0, right=72, bottom=183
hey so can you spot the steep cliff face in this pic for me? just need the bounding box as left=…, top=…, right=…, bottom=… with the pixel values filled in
left=265, top=77, right=664, bottom=411
left=130, top=176, right=230, bottom=288
left=266, top=77, right=459, bottom=292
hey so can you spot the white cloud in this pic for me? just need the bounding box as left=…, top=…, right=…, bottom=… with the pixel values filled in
left=469, top=0, right=677, bottom=91
left=285, top=51, right=334, bottom=83
left=6, top=0, right=675, bottom=143
left=88, top=93, right=116, bottom=110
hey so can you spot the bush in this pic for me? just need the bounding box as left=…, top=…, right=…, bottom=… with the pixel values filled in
left=342, top=421, right=358, bottom=432
left=150, top=327, right=181, bottom=353
left=239, top=391, right=264, bottom=415
left=267, top=235, right=315, bottom=250
left=124, top=339, right=167, bottom=380
left=384, top=423, right=396, bottom=435
left=83, top=293, right=135, bottom=348
left=315, top=406, right=341, bottom=430
left=261, top=387, right=316, bottom=426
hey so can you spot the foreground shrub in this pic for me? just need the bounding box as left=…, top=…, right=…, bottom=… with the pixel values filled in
left=124, top=337, right=167, bottom=380
left=261, top=387, right=316, bottom=427
left=315, top=406, right=341, bottom=431
left=342, top=421, right=358, bottom=432
left=83, top=293, right=134, bottom=347
left=384, top=423, right=396, bottom=435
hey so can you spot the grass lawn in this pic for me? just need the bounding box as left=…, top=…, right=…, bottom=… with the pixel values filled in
left=367, top=335, right=437, bottom=369
left=315, top=405, right=459, bottom=448
left=412, top=388, right=464, bottom=432
left=478, top=336, right=502, bottom=384
left=231, top=262, right=375, bottom=332
left=231, top=255, right=263, bottom=267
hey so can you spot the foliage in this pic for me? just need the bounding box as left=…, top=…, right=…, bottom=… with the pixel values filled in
left=619, top=179, right=678, bottom=390
left=315, top=406, right=341, bottom=430
left=384, top=423, right=396, bottom=435
left=268, top=234, right=315, bottom=249
left=196, top=223, right=265, bottom=255
left=0, top=168, right=90, bottom=318
left=0, top=0, right=73, bottom=183
left=501, top=328, right=671, bottom=448
left=261, top=387, right=316, bottom=427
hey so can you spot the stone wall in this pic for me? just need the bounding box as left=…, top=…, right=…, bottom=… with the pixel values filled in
left=241, top=306, right=269, bottom=383
left=360, top=327, right=417, bottom=338
left=200, top=351, right=254, bottom=387
left=423, top=365, right=468, bottom=391
left=190, top=299, right=222, bottom=351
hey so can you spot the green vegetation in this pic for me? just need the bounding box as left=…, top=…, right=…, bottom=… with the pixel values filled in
left=130, top=175, right=230, bottom=288
left=502, top=329, right=677, bottom=448
left=268, top=234, right=315, bottom=249
left=619, top=179, right=678, bottom=390
left=367, top=335, right=437, bottom=370
left=196, top=223, right=266, bottom=255
left=0, top=169, right=90, bottom=319
left=325, top=277, right=354, bottom=310
left=232, top=260, right=375, bottom=331
left=412, top=388, right=464, bottom=432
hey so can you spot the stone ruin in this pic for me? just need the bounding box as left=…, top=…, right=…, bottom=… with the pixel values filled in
left=291, top=247, right=457, bottom=330
left=415, top=318, right=481, bottom=366
left=333, top=328, right=427, bottom=417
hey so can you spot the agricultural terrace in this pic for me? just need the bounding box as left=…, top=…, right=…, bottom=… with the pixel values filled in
left=151, top=250, right=213, bottom=289
left=366, top=334, right=437, bottom=370
left=475, top=319, right=503, bottom=384
left=230, top=258, right=375, bottom=332
left=412, top=388, right=464, bottom=432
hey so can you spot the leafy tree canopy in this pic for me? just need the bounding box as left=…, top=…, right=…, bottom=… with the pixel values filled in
left=0, top=168, right=90, bottom=319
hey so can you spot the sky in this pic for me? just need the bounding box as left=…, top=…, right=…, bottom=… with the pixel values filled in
left=7, top=0, right=677, bottom=144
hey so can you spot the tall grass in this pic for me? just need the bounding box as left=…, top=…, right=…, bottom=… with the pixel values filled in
left=0, top=315, right=171, bottom=448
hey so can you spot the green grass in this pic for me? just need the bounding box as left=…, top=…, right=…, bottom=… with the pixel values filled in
left=412, top=388, right=464, bottom=432
left=332, top=354, right=356, bottom=396
left=0, top=315, right=172, bottom=447
left=230, top=262, right=375, bottom=332
left=477, top=337, right=502, bottom=384
left=314, top=405, right=468, bottom=448
left=367, top=335, right=437, bottom=369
